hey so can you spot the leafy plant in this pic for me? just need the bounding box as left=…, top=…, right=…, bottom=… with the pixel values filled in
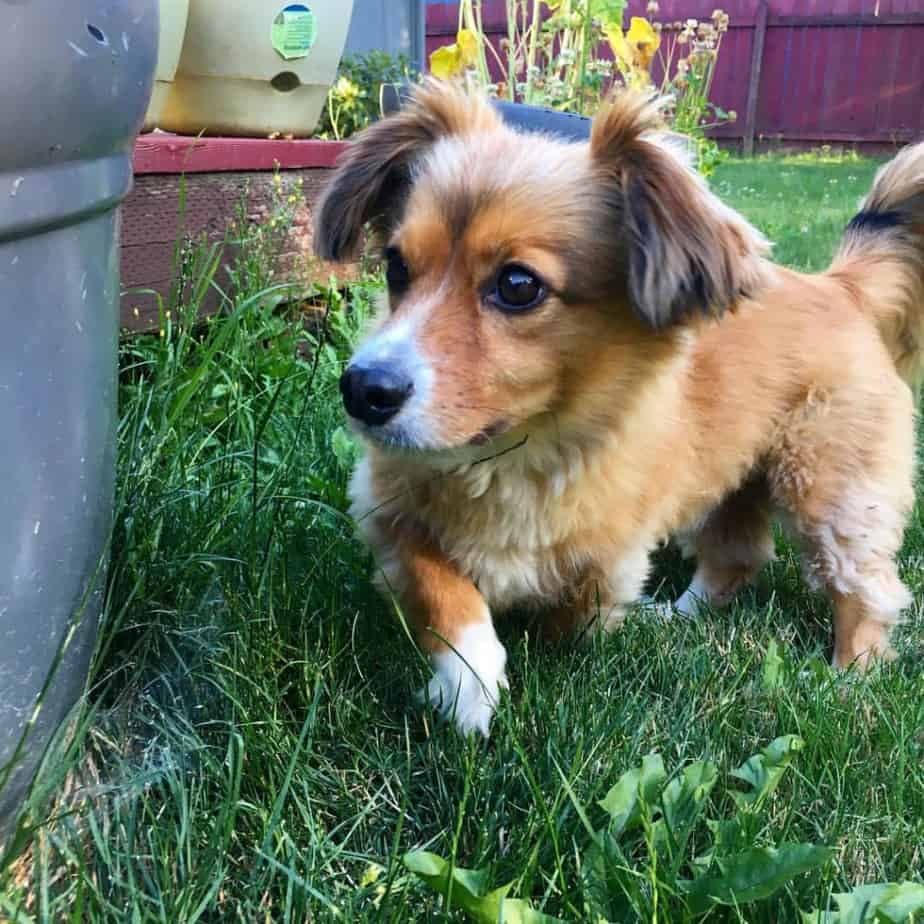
left=431, top=0, right=628, bottom=113
left=581, top=735, right=832, bottom=920
left=402, top=852, right=563, bottom=923
left=803, top=882, right=924, bottom=923
left=317, top=51, right=419, bottom=140
left=402, top=736, right=922, bottom=922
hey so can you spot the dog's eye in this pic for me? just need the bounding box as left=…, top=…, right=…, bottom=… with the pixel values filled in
left=384, top=247, right=410, bottom=295
left=490, top=264, right=546, bottom=313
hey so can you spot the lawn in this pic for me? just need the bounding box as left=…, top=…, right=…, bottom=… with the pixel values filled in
left=3, top=154, right=922, bottom=922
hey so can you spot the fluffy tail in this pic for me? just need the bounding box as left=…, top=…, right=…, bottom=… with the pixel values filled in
left=831, top=142, right=924, bottom=386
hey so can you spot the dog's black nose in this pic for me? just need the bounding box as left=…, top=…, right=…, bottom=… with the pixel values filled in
left=340, top=365, right=413, bottom=426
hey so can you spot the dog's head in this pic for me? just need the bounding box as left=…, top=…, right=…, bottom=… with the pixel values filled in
left=316, top=81, right=768, bottom=454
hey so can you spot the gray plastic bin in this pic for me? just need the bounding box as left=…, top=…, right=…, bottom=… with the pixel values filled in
left=0, top=0, right=158, bottom=834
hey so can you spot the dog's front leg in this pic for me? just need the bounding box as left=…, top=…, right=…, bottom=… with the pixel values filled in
left=540, top=545, right=654, bottom=642
left=378, top=534, right=507, bottom=737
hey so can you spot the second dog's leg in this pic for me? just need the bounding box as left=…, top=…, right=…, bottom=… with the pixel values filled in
left=676, top=475, right=776, bottom=616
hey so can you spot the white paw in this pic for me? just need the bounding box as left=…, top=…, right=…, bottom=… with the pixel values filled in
left=415, top=620, right=507, bottom=737
left=673, top=590, right=703, bottom=618
left=674, top=571, right=710, bottom=618
left=635, top=596, right=675, bottom=622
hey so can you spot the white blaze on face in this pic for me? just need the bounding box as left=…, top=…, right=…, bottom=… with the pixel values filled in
left=348, top=297, right=438, bottom=445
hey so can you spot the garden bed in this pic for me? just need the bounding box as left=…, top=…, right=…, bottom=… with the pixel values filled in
left=120, top=134, right=353, bottom=332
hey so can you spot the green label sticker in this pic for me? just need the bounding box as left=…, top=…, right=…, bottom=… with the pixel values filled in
left=272, top=3, right=317, bottom=60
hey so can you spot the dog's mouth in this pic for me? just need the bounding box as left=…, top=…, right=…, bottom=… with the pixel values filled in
left=349, top=416, right=514, bottom=456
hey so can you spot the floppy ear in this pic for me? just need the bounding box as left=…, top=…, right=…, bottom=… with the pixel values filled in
left=314, top=80, right=500, bottom=262
left=591, top=93, right=770, bottom=328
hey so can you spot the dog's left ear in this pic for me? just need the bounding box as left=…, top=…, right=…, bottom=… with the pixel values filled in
left=591, top=93, right=769, bottom=328
left=314, top=79, right=500, bottom=262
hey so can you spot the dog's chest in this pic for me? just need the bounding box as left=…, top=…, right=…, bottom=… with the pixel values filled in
left=408, top=452, right=597, bottom=609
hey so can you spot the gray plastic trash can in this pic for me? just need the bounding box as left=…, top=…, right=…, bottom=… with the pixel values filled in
left=0, top=1, right=158, bottom=834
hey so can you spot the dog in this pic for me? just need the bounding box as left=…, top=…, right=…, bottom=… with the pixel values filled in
left=314, top=81, right=924, bottom=736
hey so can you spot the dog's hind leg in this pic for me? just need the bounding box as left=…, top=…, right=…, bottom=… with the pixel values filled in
left=789, top=491, right=912, bottom=668
left=767, top=381, right=915, bottom=669
left=675, top=474, right=776, bottom=617
left=784, top=485, right=912, bottom=669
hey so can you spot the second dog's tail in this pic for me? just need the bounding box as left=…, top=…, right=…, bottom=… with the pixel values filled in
left=830, top=142, right=924, bottom=387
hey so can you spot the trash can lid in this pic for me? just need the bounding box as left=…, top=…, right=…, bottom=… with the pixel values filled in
left=0, top=0, right=157, bottom=174
left=0, top=0, right=157, bottom=241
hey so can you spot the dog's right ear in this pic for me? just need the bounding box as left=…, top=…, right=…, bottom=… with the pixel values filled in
left=314, top=80, right=499, bottom=262
left=590, top=92, right=770, bottom=328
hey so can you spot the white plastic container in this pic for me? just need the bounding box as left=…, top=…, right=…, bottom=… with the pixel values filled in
left=160, top=0, right=354, bottom=137
left=142, top=0, right=190, bottom=132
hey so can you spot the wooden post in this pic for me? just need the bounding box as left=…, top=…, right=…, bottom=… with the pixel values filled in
left=743, top=0, right=769, bottom=156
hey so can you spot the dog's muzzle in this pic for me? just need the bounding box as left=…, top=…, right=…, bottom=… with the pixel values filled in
left=340, top=364, right=414, bottom=427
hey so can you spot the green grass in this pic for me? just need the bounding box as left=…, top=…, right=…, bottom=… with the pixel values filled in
left=2, top=155, right=922, bottom=922
left=713, top=155, right=881, bottom=271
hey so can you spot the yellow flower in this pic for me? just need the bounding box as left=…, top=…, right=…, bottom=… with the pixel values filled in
left=429, top=29, right=479, bottom=79
left=333, top=76, right=361, bottom=103
left=626, top=17, right=661, bottom=70
left=360, top=864, right=383, bottom=888
left=603, top=23, right=634, bottom=69
left=606, top=17, right=661, bottom=81
left=429, top=44, right=459, bottom=79
left=456, top=28, right=479, bottom=67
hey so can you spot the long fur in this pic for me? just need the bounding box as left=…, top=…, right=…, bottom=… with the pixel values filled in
left=590, top=94, right=771, bottom=327
left=316, top=83, right=924, bottom=735
left=830, top=143, right=924, bottom=385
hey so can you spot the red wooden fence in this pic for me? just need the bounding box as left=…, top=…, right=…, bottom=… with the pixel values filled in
left=426, top=0, right=924, bottom=151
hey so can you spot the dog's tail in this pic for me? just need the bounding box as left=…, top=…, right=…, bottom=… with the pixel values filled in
left=830, top=142, right=924, bottom=387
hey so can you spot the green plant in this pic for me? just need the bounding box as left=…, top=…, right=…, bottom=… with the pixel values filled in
left=221, top=171, right=304, bottom=304
left=317, top=51, right=419, bottom=140
left=404, top=736, right=924, bottom=922
left=653, top=12, right=733, bottom=176
left=431, top=2, right=735, bottom=174
left=402, top=852, right=563, bottom=923
left=803, top=883, right=924, bottom=923
left=582, top=735, right=828, bottom=919
left=432, top=0, right=629, bottom=113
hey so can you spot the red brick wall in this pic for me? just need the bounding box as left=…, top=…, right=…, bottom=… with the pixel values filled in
left=121, top=137, right=355, bottom=332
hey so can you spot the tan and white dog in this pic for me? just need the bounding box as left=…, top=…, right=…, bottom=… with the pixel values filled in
left=315, top=82, right=924, bottom=736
